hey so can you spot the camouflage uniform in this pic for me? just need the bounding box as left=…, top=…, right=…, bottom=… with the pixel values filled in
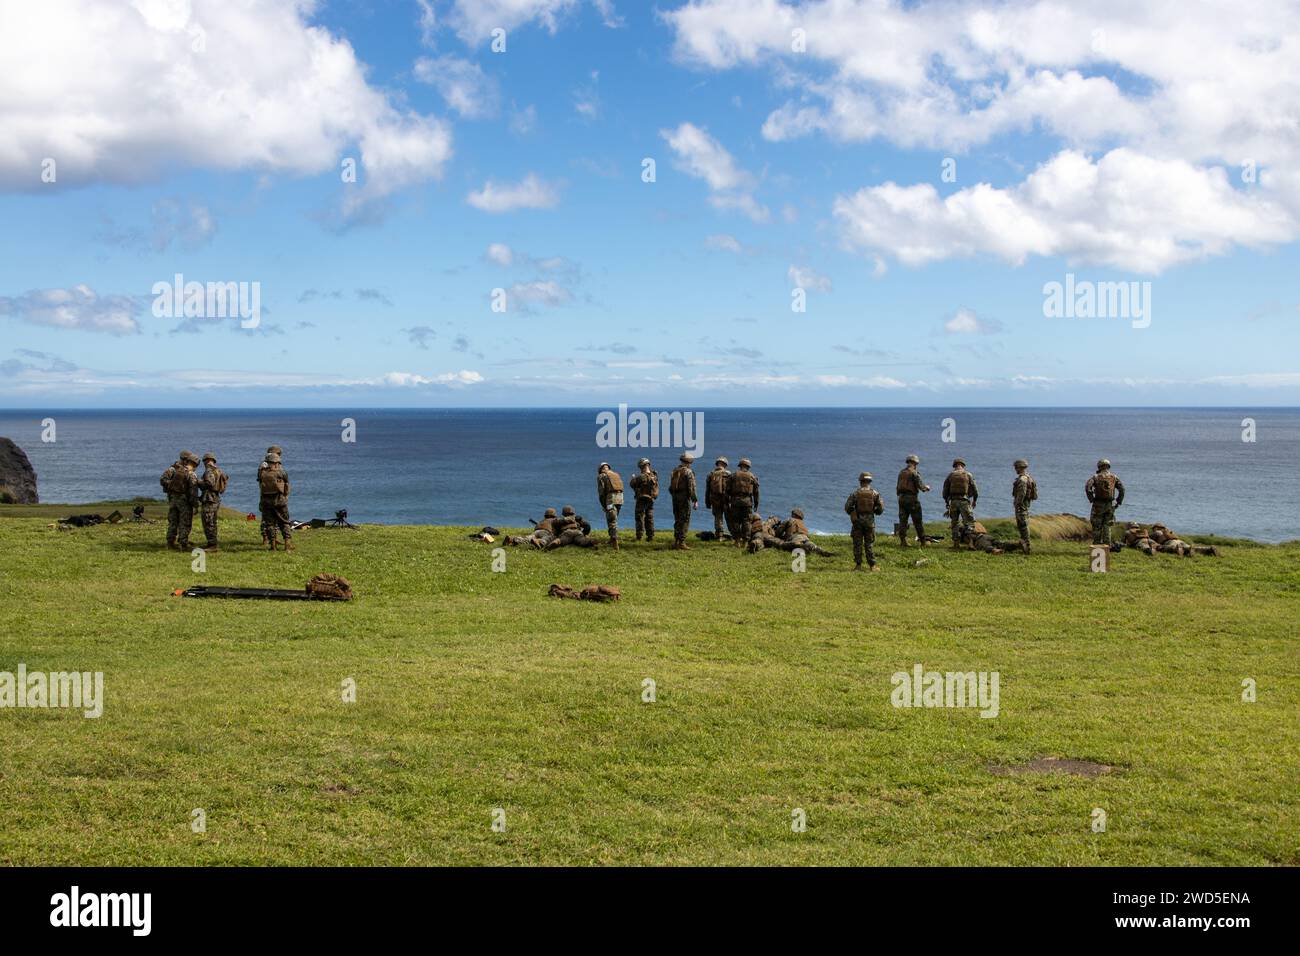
left=668, top=454, right=697, bottom=548
left=629, top=459, right=659, bottom=541
left=596, top=464, right=624, bottom=548
left=895, top=456, right=929, bottom=546
left=1085, top=460, right=1124, bottom=545
left=547, top=507, right=597, bottom=549
left=258, top=452, right=293, bottom=549
left=198, top=453, right=227, bottom=549
left=942, top=459, right=978, bottom=548
left=845, top=473, right=884, bottom=569
left=1011, top=460, right=1037, bottom=552
left=160, top=451, right=200, bottom=549
left=779, top=509, right=833, bottom=556
left=506, top=509, right=559, bottom=548
left=727, top=460, right=760, bottom=548
left=1124, top=522, right=1156, bottom=555
left=958, top=521, right=1023, bottom=553
left=256, top=445, right=283, bottom=545
left=703, top=458, right=731, bottom=538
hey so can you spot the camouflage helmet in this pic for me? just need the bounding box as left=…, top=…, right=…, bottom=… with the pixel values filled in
left=859, top=471, right=873, bottom=483
left=637, top=457, right=651, bottom=468
left=1097, top=458, right=1111, bottom=470
left=1127, top=521, right=1141, bottom=528
left=952, top=458, right=966, bottom=467
left=179, top=449, right=198, bottom=464
left=267, top=445, right=282, bottom=455
left=905, top=454, right=919, bottom=464
left=1013, top=459, right=1028, bottom=469
left=679, top=452, right=694, bottom=463
left=202, top=452, right=217, bottom=463
left=791, top=507, right=804, bottom=519
left=738, top=458, right=752, bottom=468
left=598, top=461, right=610, bottom=471
left=715, top=457, right=728, bottom=466
left=561, top=505, right=575, bottom=516
left=544, top=508, right=557, bottom=518
left=265, top=452, right=281, bottom=464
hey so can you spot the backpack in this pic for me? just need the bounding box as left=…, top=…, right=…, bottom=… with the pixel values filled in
left=161, top=463, right=190, bottom=495
left=259, top=466, right=286, bottom=495
left=1025, top=476, right=1038, bottom=501
left=708, top=469, right=730, bottom=498
left=669, top=466, right=690, bottom=494
left=1091, top=472, right=1117, bottom=501
left=207, top=467, right=229, bottom=495
left=603, top=471, right=623, bottom=493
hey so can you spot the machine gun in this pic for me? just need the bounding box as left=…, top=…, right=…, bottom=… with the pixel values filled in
left=326, top=509, right=358, bottom=529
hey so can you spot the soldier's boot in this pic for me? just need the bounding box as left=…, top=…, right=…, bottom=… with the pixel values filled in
left=870, top=564, right=881, bottom=573
left=897, top=530, right=909, bottom=548
left=853, top=562, right=863, bottom=571
left=1021, top=539, right=1031, bottom=554
left=166, top=538, right=177, bottom=550
left=284, top=540, right=295, bottom=552
left=268, top=537, right=277, bottom=551
left=206, top=543, right=220, bottom=552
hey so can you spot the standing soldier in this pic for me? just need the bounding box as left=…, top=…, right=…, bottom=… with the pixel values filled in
left=258, top=451, right=294, bottom=552
left=726, top=458, right=760, bottom=548
left=629, top=457, right=659, bottom=542
left=159, top=450, right=200, bottom=550
left=198, top=452, right=228, bottom=551
left=257, top=445, right=283, bottom=546
left=942, top=458, right=978, bottom=548
left=1085, top=458, right=1125, bottom=545
left=1011, top=459, right=1038, bottom=553
left=668, top=453, right=698, bottom=550
left=596, top=462, right=624, bottom=551
left=845, top=471, right=884, bottom=571
left=704, top=456, right=731, bottom=539
left=895, top=454, right=931, bottom=547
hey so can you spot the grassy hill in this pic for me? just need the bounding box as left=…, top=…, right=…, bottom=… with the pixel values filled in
left=0, top=504, right=1296, bottom=865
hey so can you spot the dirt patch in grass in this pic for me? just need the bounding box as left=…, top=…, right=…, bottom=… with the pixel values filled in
left=989, top=756, right=1114, bottom=778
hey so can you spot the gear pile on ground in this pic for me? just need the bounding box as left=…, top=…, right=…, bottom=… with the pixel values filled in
left=548, top=583, right=621, bottom=602
left=306, top=573, right=354, bottom=601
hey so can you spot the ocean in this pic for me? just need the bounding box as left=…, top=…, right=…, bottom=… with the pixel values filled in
left=1, top=408, right=1297, bottom=541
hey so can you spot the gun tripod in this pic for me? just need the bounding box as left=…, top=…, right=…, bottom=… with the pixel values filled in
left=327, top=509, right=358, bottom=529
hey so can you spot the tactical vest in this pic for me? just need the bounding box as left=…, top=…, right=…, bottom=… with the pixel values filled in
left=669, top=466, right=692, bottom=495
left=728, top=470, right=757, bottom=498
left=162, top=463, right=190, bottom=495
left=708, top=469, right=730, bottom=497
left=897, top=468, right=919, bottom=495
left=787, top=517, right=809, bottom=536
left=632, top=471, right=658, bottom=499
left=206, top=467, right=229, bottom=495
left=537, top=517, right=559, bottom=534
left=603, top=471, right=623, bottom=493
left=1014, top=474, right=1038, bottom=502
left=947, top=470, right=972, bottom=497
left=846, top=487, right=881, bottom=518
left=1091, top=472, right=1117, bottom=501
left=259, top=466, right=287, bottom=495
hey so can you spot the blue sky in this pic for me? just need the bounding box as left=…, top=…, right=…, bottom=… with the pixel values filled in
left=2, top=0, right=1299, bottom=407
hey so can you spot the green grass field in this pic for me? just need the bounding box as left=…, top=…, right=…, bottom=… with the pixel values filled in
left=0, top=501, right=1296, bottom=865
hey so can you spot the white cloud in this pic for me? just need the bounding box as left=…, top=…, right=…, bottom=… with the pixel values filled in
left=485, top=243, right=515, bottom=266
left=504, top=279, right=573, bottom=310
left=664, top=0, right=1300, bottom=272
left=467, top=173, right=562, bottom=212
left=661, top=122, right=768, bottom=222
left=441, top=0, right=618, bottom=43
left=787, top=264, right=832, bottom=293
left=378, top=370, right=484, bottom=387
left=0, top=284, right=143, bottom=335
left=705, top=233, right=743, bottom=253
left=413, top=56, right=500, bottom=119
left=0, top=0, right=452, bottom=219
left=834, top=149, right=1296, bottom=274
left=944, top=308, right=1000, bottom=335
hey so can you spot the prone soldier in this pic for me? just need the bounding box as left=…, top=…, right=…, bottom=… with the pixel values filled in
left=504, top=508, right=559, bottom=548
left=548, top=506, right=599, bottom=550
left=845, top=471, right=884, bottom=571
